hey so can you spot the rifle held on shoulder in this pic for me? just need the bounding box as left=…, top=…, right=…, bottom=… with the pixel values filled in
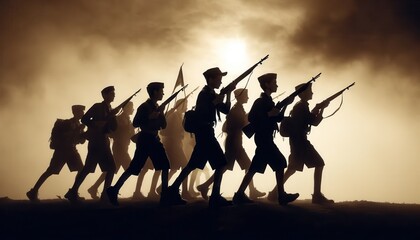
left=275, top=72, right=321, bottom=110
left=219, top=54, right=269, bottom=95
left=110, top=88, right=141, bottom=116
left=167, top=86, right=199, bottom=114
left=158, top=84, right=188, bottom=112
left=318, top=82, right=355, bottom=108
left=242, top=73, right=321, bottom=138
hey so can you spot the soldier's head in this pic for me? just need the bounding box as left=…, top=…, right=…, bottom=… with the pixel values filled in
left=296, top=83, right=313, bottom=101
left=147, top=82, right=164, bottom=101
left=258, top=73, right=278, bottom=94
left=71, top=105, right=85, bottom=120
left=234, top=88, right=248, bottom=104
left=101, top=86, right=115, bottom=103
left=203, top=67, right=227, bottom=89
left=123, top=101, right=134, bottom=115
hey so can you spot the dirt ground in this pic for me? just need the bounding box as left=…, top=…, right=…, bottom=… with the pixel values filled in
left=1, top=197, right=420, bottom=239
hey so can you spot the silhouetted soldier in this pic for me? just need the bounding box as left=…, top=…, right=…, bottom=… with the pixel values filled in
left=164, top=67, right=234, bottom=208
left=232, top=73, right=299, bottom=205
left=26, top=105, right=86, bottom=202
left=87, top=102, right=135, bottom=199
left=197, top=89, right=265, bottom=200
left=107, top=82, right=170, bottom=206
left=64, top=86, right=117, bottom=203
left=154, top=98, right=195, bottom=200
left=267, top=83, right=334, bottom=204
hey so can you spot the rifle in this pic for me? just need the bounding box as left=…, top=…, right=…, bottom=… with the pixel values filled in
left=110, top=88, right=141, bottom=116
left=275, top=72, right=321, bottom=110
left=168, top=86, right=199, bottom=112
left=318, top=82, right=355, bottom=108
left=158, top=84, right=188, bottom=112
left=315, top=82, right=355, bottom=118
left=242, top=73, right=321, bottom=138
left=272, top=91, right=286, bottom=100
left=219, top=54, right=269, bottom=95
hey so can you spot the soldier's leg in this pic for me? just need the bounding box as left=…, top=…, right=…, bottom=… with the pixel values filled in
left=188, top=170, right=200, bottom=197
left=314, top=166, right=323, bottom=195
left=88, top=173, right=105, bottom=199
left=132, top=169, right=147, bottom=199
left=71, top=167, right=90, bottom=191
left=237, top=170, right=256, bottom=194
left=171, top=165, right=194, bottom=190
left=268, top=168, right=296, bottom=200
left=284, top=168, right=297, bottom=184
left=32, top=170, right=54, bottom=192
left=197, top=173, right=214, bottom=190
left=113, top=170, right=131, bottom=191
left=161, top=169, right=168, bottom=192
left=90, top=173, right=106, bottom=190
left=27, top=169, right=55, bottom=201
left=103, top=171, right=114, bottom=193
left=157, top=169, right=176, bottom=193
left=276, top=169, right=299, bottom=205
left=148, top=170, right=161, bottom=198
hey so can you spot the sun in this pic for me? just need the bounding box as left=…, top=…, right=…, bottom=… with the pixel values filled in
left=216, top=38, right=248, bottom=70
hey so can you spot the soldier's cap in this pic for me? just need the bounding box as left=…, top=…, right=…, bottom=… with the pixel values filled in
left=147, top=82, right=164, bottom=90
left=258, top=73, right=277, bottom=84
left=203, top=67, right=227, bottom=79
left=101, top=86, right=115, bottom=95
left=295, top=82, right=312, bottom=91
left=234, top=88, right=247, bottom=98
left=72, top=105, right=85, bottom=112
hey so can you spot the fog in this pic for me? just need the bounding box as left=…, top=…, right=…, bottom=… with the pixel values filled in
left=0, top=0, right=419, bottom=203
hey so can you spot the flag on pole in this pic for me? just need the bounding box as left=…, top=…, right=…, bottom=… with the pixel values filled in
left=172, top=63, right=185, bottom=94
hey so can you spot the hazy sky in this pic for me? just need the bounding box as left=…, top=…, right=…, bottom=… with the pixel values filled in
left=1, top=0, right=419, bottom=203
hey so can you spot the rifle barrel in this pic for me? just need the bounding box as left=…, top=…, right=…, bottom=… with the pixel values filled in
left=158, top=84, right=188, bottom=111
left=323, top=82, right=355, bottom=104
left=220, top=54, right=269, bottom=95
left=275, top=73, right=321, bottom=109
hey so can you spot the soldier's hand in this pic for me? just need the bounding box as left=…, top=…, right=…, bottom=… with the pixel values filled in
left=315, top=101, right=329, bottom=110
left=322, top=101, right=330, bottom=108
left=268, top=107, right=280, bottom=117
left=213, top=94, right=224, bottom=105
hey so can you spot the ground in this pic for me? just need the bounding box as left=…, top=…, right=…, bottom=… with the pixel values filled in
left=1, top=197, right=420, bottom=239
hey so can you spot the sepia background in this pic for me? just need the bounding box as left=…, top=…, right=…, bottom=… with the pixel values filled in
left=1, top=0, right=419, bottom=203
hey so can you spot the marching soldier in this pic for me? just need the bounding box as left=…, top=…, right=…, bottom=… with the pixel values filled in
left=164, top=67, right=234, bottom=208
left=27, top=105, right=86, bottom=202
left=197, top=89, right=265, bottom=199
left=107, top=82, right=170, bottom=206
left=232, top=73, right=299, bottom=205
left=87, top=102, right=135, bottom=199
left=267, top=82, right=334, bottom=204
left=64, top=86, right=117, bottom=203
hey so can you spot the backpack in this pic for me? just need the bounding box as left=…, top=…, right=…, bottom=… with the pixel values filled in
left=183, top=109, right=199, bottom=133
left=279, top=116, right=295, bottom=137
left=49, top=119, right=71, bottom=149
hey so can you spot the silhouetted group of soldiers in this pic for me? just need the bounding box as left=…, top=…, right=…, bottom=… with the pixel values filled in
left=27, top=63, right=338, bottom=208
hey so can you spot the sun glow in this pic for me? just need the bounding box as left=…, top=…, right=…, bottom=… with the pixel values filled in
left=216, top=38, right=248, bottom=70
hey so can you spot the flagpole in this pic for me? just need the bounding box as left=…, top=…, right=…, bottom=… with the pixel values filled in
left=166, top=63, right=185, bottom=114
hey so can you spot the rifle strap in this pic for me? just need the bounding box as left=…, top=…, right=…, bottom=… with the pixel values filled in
left=323, top=94, right=344, bottom=119
left=230, top=70, right=254, bottom=102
